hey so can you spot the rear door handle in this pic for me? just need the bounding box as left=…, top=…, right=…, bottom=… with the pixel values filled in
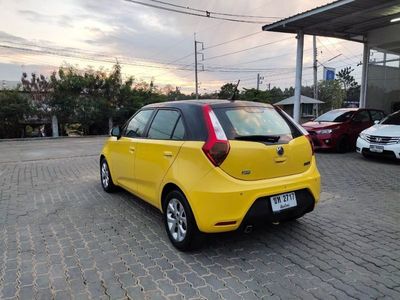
left=163, top=151, right=173, bottom=157
left=129, top=146, right=135, bottom=153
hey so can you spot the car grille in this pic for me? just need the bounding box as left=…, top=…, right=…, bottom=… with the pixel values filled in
left=365, top=134, right=400, bottom=145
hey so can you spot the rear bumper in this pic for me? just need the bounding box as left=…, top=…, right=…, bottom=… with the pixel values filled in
left=187, top=157, right=321, bottom=233
left=242, top=189, right=315, bottom=226
left=356, top=138, right=400, bottom=159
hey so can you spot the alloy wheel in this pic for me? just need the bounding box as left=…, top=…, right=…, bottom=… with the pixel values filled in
left=101, top=162, right=110, bottom=188
left=166, top=198, right=187, bottom=242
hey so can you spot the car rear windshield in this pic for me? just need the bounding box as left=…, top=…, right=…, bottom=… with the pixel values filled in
left=314, top=110, right=353, bottom=122
left=213, top=106, right=301, bottom=143
left=381, top=111, right=400, bottom=125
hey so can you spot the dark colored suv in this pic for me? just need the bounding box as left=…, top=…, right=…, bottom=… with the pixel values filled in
left=302, top=108, right=385, bottom=152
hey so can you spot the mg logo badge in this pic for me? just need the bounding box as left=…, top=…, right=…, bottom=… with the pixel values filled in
left=276, top=146, right=284, bottom=156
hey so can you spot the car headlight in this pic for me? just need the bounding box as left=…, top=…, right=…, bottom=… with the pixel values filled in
left=316, top=129, right=333, bottom=135
left=359, top=132, right=367, bottom=140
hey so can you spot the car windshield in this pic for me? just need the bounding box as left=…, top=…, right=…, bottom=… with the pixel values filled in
left=381, top=111, right=400, bottom=125
left=314, top=110, right=353, bottom=122
left=213, top=106, right=300, bottom=143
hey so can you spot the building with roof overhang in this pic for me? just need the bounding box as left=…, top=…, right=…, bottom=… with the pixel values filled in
left=263, top=0, right=400, bottom=122
left=275, top=95, right=324, bottom=121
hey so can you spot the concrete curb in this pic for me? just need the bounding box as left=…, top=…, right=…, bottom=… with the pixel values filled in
left=0, top=135, right=108, bottom=142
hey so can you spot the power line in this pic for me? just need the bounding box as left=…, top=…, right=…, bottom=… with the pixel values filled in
left=317, top=37, right=360, bottom=66
left=124, top=0, right=270, bottom=24
left=204, top=37, right=292, bottom=61
left=0, top=40, right=189, bottom=67
left=0, top=44, right=195, bottom=71
left=226, top=48, right=313, bottom=67
left=147, top=0, right=281, bottom=19
left=134, top=52, right=194, bottom=78
left=204, top=31, right=262, bottom=50
left=0, top=44, right=305, bottom=75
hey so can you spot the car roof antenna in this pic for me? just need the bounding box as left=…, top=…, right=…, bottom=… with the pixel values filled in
left=230, top=80, right=240, bottom=101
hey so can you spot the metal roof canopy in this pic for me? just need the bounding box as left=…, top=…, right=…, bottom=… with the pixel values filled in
left=262, top=0, right=400, bottom=43
left=275, top=95, right=324, bottom=106
left=261, top=0, right=400, bottom=122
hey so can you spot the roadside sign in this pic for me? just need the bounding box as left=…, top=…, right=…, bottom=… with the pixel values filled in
left=324, top=67, right=336, bottom=81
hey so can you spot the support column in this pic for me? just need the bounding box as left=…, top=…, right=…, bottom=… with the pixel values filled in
left=108, top=116, right=113, bottom=133
left=360, top=43, right=369, bottom=108
left=52, top=115, right=59, bottom=137
left=294, top=31, right=304, bottom=123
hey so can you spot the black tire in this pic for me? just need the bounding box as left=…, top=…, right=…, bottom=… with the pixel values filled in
left=362, top=152, right=371, bottom=159
left=100, top=158, right=116, bottom=193
left=336, top=135, right=350, bottom=153
left=163, top=190, right=203, bottom=251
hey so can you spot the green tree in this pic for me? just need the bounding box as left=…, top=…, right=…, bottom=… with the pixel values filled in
left=218, top=83, right=237, bottom=99
left=21, top=72, right=51, bottom=117
left=0, top=90, right=33, bottom=138
left=49, top=66, right=81, bottom=134
left=337, top=67, right=360, bottom=101
left=268, top=87, right=285, bottom=103
left=240, top=88, right=269, bottom=103
left=318, top=80, right=346, bottom=111
left=337, top=67, right=358, bottom=92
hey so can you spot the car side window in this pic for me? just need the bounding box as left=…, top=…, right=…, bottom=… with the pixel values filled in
left=353, top=110, right=370, bottom=122
left=124, top=110, right=154, bottom=138
left=148, top=110, right=182, bottom=140
left=370, top=110, right=385, bottom=121
left=172, top=117, right=185, bottom=140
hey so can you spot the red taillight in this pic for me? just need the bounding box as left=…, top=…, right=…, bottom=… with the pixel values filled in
left=305, top=134, right=315, bottom=155
left=202, top=105, right=230, bottom=166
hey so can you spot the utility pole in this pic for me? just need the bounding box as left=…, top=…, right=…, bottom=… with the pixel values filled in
left=257, top=74, right=260, bottom=91
left=256, top=74, right=264, bottom=91
left=313, top=35, right=319, bottom=117
left=313, top=35, right=318, bottom=100
left=194, top=33, right=204, bottom=100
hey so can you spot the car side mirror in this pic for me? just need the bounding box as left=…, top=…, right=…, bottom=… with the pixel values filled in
left=110, top=126, right=121, bottom=139
left=374, top=120, right=380, bottom=125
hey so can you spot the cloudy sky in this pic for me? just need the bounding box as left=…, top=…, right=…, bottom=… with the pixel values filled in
left=0, top=0, right=363, bottom=93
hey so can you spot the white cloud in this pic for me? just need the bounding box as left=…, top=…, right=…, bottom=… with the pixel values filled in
left=137, top=13, right=180, bottom=36
left=0, top=0, right=363, bottom=91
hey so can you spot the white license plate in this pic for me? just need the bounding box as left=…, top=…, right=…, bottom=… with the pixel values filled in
left=370, top=145, right=384, bottom=153
left=270, top=192, right=297, bottom=212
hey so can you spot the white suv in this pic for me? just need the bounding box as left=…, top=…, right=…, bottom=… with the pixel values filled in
left=357, top=110, right=400, bottom=160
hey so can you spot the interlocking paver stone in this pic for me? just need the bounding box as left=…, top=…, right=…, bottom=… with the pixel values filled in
left=0, top=137, right=399, bottom=299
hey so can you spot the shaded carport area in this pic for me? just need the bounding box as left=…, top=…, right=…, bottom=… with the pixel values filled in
left=263, top=0, right=400, bottom=121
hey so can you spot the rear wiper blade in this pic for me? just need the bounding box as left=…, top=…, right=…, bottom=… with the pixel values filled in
left=234, top=135, right=280, bottom=143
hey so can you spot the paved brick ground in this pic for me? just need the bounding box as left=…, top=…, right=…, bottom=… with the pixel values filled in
left=0, top=137, right=399, bottom=299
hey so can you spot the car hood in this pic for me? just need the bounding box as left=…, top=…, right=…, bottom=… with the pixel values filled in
left=363, top=124, right=400, bottom=137
left=302, top=121, right=340, bottom=130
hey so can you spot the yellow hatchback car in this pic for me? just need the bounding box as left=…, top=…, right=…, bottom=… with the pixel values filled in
left=100, top=100, right=320, bottom=251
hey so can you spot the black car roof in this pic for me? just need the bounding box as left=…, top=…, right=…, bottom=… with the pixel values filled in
left=144, top=99, right=273, bottom=109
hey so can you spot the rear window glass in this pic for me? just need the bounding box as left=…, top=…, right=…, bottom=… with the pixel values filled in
left=370, top=110, right=385, bottom=122
left=315, top=110, right=353, bottom=122
left=148, top=110, right=180, bottom=140
left=381, top=111, right=400, bottom=125
left=353, top=110, right=370, bottom=122
left=214, top=106, right=300, bottom=141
